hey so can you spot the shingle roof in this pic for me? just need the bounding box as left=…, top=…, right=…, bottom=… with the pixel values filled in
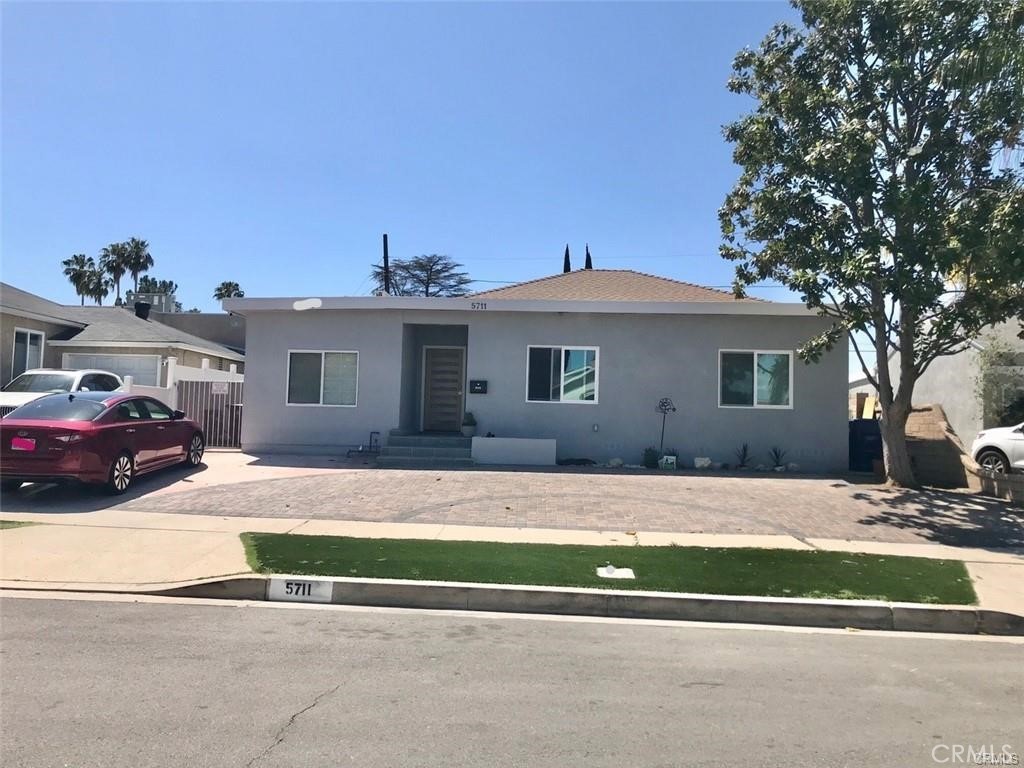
left=470, top=269, right=762, bottom=302
left=56, top=307, right=243, bottom=360
left=0, top=283, right=84, bottom=326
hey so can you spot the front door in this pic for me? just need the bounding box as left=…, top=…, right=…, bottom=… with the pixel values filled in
left=422, top=347, right=465, bottom=432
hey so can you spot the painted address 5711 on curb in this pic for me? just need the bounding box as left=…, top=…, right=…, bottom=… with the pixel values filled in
left=267, top=577, right=333, bottom=603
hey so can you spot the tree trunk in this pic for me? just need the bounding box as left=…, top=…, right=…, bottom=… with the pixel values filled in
left=878, top=403, right=917, bottom=488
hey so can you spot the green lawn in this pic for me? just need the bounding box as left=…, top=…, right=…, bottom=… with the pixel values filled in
left=242, top=533, right=977, bottom=605
left=0, top=520, right=35, bottom=530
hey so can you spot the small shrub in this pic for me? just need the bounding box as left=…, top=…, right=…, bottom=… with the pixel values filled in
left=734, top=443, right=751, bottom=468
left=769, top=446, right=788, bottom=467
left=642, top=446, right=660, bottom=469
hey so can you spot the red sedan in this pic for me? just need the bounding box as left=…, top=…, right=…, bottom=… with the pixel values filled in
left=0, top=392, right=205, bottom=494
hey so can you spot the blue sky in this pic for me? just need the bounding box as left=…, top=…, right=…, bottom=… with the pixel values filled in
left=3, top=1, right=801, bottom=312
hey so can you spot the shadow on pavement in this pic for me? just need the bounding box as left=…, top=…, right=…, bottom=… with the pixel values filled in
left=852, top=487, right=1024, bottom=550
left=0, top=463, right=208, bottom=515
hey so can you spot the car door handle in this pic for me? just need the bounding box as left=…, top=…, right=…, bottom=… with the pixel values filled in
left=125, top=428, right=136, bottom=433
left=156, top=426, right=166, bottom=430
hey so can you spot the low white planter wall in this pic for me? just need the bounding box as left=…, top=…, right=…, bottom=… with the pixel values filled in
left=472, top=437, right=557, bottom=466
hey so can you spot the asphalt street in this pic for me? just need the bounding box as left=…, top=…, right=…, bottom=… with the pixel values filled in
left=1, top=595, right=1021, bottom=768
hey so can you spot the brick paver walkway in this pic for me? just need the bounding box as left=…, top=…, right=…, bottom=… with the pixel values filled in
left=117, top=468, right=1022, bottom=549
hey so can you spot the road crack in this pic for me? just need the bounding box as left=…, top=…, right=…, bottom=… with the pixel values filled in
left=245, top=684, right=340, bottom=766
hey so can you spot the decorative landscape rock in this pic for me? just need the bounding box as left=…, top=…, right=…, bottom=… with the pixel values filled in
left=694, top=457, right=712, bottom=469
left=607, top=457, right=624, bottom=468
left=787, top=462, right=801, bottom=472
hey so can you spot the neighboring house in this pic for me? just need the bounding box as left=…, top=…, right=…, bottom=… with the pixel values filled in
left=224, top=269, right=850, bottom=471
left=150, top=311, right=246, bottom=356
left=848, top=322, right=1024, bottom=444
left=0, top=283, right=245, bottom=387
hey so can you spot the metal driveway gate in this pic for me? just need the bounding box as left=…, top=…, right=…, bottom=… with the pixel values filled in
left=176, top=380, right=244, bottom=448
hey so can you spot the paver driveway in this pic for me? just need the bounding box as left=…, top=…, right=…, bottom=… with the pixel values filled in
left=3, top=453, right=1020, bottom=548
left=91, top=464, right=1024, bottom=548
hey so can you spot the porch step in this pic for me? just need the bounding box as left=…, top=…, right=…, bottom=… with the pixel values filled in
left=386, top=434, right=472, bottom=449
left=382, top=446, right=472, bottom=459
left=376, top=456, right=476, bottom=469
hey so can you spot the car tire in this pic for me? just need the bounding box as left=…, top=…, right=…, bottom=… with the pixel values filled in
left=184, top=433, right=205, bottom=468
left=1, top=479, right=22, bottom=492
left=107, top=452, right=135, bottom=495
left=976, top=448, right=1009, bottom=475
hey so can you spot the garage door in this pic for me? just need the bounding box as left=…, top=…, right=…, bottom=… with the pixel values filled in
left=63, top=354, right=161, bottom=386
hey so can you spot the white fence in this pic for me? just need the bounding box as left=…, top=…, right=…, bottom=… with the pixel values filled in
left=121, top=379, right=177, bottom=409
left=121, top=356, right=244, bottom=411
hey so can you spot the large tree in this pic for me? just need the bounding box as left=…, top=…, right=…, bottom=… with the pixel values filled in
left=85, top=267, right=112, bottom=306
left=720, top=0, right=1024, bottom=487
left=370, top=254, right=472, bottom=297
left=99, top=242, right=130, bottom=304
left=137, top=276, right=178, bottom=295
left=125, top=237, right=153, bottom=292
left=213, top=281, right=244, bottom=299
left=61, top=254, right=94, bottom=305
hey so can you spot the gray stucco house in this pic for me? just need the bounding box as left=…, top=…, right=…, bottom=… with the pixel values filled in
left=224, top=269, right=849, bottom=471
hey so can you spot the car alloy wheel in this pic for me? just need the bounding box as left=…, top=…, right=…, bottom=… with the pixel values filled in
left=978, top=451, right=1007, bottom=474
left=110, top=454, right=133, bottom=494
left=187, top=434, right=204, bottom=466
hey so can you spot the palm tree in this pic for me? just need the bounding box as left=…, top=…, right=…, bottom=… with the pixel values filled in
left=213, top=281, right=244, bottom=299
left=61, top=254, right=94, bottom=305
left=125, top=237, right=153, bottom=292
left=99, top=242, right=130, bottom=304
left=86, top=267, right=112, bottom=306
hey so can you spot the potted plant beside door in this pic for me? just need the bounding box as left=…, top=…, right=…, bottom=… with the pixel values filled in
left=461, top=412, right=477, bottom=438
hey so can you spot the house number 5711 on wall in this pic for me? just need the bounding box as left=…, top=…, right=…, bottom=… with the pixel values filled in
left=470, top=302, right=487, bottom=310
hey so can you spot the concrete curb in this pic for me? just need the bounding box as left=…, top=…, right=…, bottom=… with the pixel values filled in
left=144, top=575, right=1024, bottom=636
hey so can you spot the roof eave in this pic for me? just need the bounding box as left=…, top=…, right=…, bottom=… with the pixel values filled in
left=0, top=304, right=87, bottom=329
left=222, top=295, right=814, bottom=317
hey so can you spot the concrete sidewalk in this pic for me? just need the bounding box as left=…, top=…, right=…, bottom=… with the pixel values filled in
left=2, top=509, right=1022, bottom=615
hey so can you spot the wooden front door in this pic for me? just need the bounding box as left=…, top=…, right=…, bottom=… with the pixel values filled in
left=422, top=347, right=465, bottom=432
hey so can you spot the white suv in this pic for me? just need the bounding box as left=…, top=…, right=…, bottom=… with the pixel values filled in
left=971, top=422, right=1024, bottom=475
left=0, top=369, right=123, bottom=418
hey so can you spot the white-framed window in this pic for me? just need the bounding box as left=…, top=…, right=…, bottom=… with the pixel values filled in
left=719, top=350, right=793, bottom=409
left=526, top=346, right=599, bottom=403
left=286, top=350, right=358, bottom=407
left=12, top=328, right=45, bottom=380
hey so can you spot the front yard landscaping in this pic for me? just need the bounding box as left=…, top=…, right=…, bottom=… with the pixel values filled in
left=242, top=533, right=977, bottom=604
left=0, top=520, right=35, bottom=530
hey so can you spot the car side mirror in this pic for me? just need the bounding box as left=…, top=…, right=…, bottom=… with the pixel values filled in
left=173, top=410, right=186, bottom=420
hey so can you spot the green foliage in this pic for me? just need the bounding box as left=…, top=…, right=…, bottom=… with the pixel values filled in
left=213, top=281, right=244, bottom=300
left=721, top=0, right=1024, bottom=485
left=124, top=238, right=153, bottom=293
left=973, top=332, right=1024, bottom=427
left=371, top=254, right=473, bottom=297
left=99, top=242, right=130, bottom=303
left=61, top=254, right=94, bottom=306
left=137, top=276, right=178, bottom=295
left=769, top=446, right=788, bottom=467
left=642, top=446, right=660, bottom=469
left=734, top=442, right=752, bottom=468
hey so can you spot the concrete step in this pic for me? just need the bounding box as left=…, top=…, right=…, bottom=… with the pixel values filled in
left=376, top=456, right=476, bottom=469
left=379, top=446, right=473, bottom=459
left=386, top=434, right=472, bottom=449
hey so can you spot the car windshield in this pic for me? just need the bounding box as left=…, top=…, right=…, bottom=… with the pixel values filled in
left=5, top=395, right=105, bottom=421
left=2, top=373, right=75, bottom=393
